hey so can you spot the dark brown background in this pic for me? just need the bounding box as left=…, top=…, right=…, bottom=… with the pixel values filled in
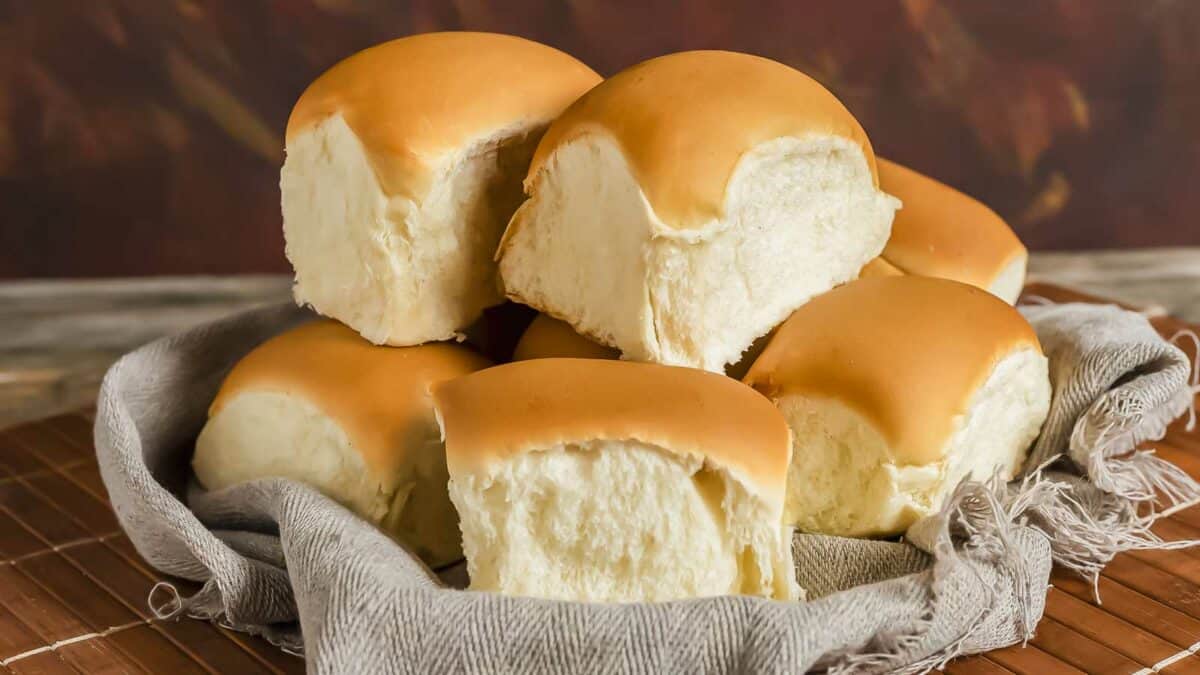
left=3, top=1, right=1199, bottom=278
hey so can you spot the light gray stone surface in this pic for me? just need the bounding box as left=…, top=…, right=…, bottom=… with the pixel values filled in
left=1027, top=247, right=1200, bottom=321
left=0, top=276, right=289, bottom=429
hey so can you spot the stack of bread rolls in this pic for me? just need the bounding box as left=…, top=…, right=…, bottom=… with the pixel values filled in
left=192, top=32, right=1051, bottom=604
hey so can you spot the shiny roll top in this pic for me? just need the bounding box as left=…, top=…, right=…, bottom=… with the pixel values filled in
left=210, top=320, right=491, bottom=474
left=744, top=276, right=1041, bottom=464
left=512, top=314, right=619, bottom=361
left=521, top=50, right=877, bottom=231
left=877, top=158, right=1026, bottom=290
left=434, top=358, right=792, bottom=496
left=285, top=32, right=601, bottom=199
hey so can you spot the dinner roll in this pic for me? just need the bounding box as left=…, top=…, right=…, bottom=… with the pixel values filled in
left=434, top=359, right=799, bottom=602
left=512, top=313, right=770, bottom=381
left=877, top=158, right=1027, bottom=303
left=511, top=314, right=619, bottom=361
left=193, top=320, right=490, bottom=567
left=282, top=33, right=601, bottom=345
left=498, top=50, right=899, bottom=372
left=744, top=276, right=1050, bottom=538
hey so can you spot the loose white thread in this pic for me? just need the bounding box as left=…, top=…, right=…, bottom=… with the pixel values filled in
left=1169, top=329, right=1200, bottom=432
left=148, top=581, right=183, bottom=619
left=0, top=619, right=150, bottom=665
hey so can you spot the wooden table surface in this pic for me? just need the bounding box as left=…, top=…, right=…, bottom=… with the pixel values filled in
left=0, top=276, right=1197, bottom=672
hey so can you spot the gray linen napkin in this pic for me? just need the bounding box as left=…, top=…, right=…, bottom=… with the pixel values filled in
left=1013, top=303, right=1200, bottom=582
left=94, top=300, right=1196, bottom=673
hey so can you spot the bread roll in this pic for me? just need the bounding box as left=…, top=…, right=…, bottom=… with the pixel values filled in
left=744, top=276, right=1050, bottom=537
left=498, top=50, right=899, bottom=372
left=512, top=313, right=771, bottom=382
left=877, top=158, right=1027, bottom=303
left=193, top=320, right=490, bottom=567
left=434, top=358, right=799, bottom=602
left=282, top=33, right=601, bottom=346
left=511, top=314, right=619, bottom=361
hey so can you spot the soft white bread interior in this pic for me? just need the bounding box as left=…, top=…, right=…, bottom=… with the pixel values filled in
left=877, top=158, right=1028, bottom=303
left=282, top=33, right=601, bottom=346
left=511, top=314, right=620, bottom=361
left=497, top=50, right=899, bottom=372
left=744, top=276, right=1050, bottom=537
left=723, top=257, right=898, bottom=379
left=434, top=358, right=799, bottom=602
left=193, top=320, right=491, bottom=567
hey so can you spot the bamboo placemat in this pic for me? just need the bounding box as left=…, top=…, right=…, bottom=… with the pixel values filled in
left=0, top=283, right=1196, bottom=674
left=0, top=410, right=302, bottom=674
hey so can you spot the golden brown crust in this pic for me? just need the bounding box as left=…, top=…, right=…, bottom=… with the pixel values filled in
left=858, top=256, right=905, bottom=278
left=286, top=32, right=600, bottom=198
left=210, top=320, right=491, bottom=475
left=878, top=158, right=1026, bottom=291
left=434, top=358, right=791, bottom=494
left=743, top=276, right=1041, bottom=464
left=511, top=314, right=619, bottom=361
left=521, top=50, right=876, bottom=231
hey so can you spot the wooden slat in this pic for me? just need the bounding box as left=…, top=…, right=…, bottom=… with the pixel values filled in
left=1166, top=418, right=1200, bottom=448
left=4, top=651, right=79, bottom=674
left=1041, top=587, right=1180, bottom=666
left=0, top=605, right=43, bottom=661
left=4, top=423, right=91, bottom=469
left=59, top=543, right=158, bottom=621
left=37, top=417, right=95, bottom=455
left=1129, top=544, right=1200, bottom=587
left=986, top=642, right=1085, bottom=674
left=14, top=554, right=139, bottom=632
left=104, top=625, right=209, bottom=675
left=102, top=537, right=172, bottom=586
left=154, top=620, right=275, bottom=675
left=59, top=464, right=108, bottom=505
left=55, top=636, right=147, bottom=675
left=1153, top=445, right=1200, bottom=483
left=19, top=473, right=118, bottom=537
left=215, top=627, right=301, bottom=674
left=1153, top=517, right=1200, bottom=548
left=1028, top=617, right=1143, bottom=673
left=0, top=481, right=89, bottom=546
left=1101, top=555, right=1200, bottom=621
left=1161, top=658, right=1200, bottom=672
left=0, top=433, right=49, bottom=476
left=0, top=511, right=46, bottom=561
left=1170, top=503, right=1200, bottom=533
left=1052, top=572, right=1200, bottom=649
left=942, top=656, right=1015, bottom=674
left=1163, top=655, right=1200, bottom=674
left=0, top=566, right=92, bottom=643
